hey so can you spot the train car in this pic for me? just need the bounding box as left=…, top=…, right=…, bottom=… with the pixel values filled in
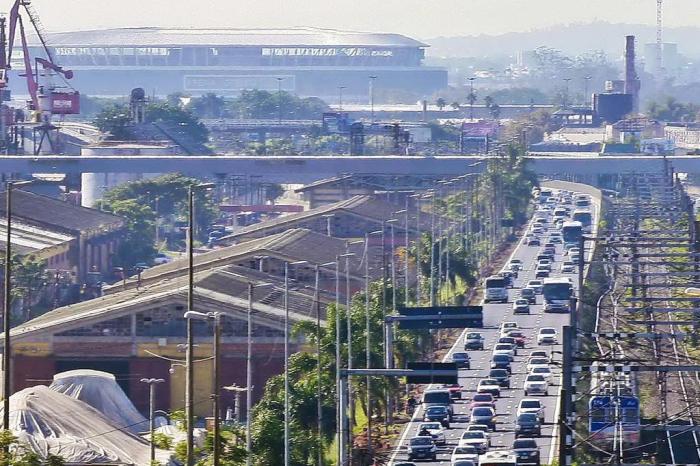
left=588, top=367, right=640, bottom=448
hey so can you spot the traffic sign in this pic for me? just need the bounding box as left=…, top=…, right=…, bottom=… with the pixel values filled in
left=406, top=362, right=458, bottom=384
left=396, top=306, right=483, bottom=329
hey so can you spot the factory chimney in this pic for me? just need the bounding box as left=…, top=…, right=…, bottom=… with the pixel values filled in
left=624, top=35, right=641, bottom=113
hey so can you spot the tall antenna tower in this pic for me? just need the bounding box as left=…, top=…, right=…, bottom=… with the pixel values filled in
left=656, top=0, right=663, bottom=79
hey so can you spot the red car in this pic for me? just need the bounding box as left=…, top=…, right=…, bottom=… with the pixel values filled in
left=470, top=393, right=496, bottom=410
left=443, top=384, right=463, bottom=399
left=505, top=330, right=526, bottom=348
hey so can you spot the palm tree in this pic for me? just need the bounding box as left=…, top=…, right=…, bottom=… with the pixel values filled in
left=451, top=101, right=461, bottom=110
left=484, top=95, right=494, bottom=109
left=436, top=98, right=447, bottom=111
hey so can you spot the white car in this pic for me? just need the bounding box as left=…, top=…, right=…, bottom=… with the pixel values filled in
left=537, top=259, right=552, bottom=271
left=465, top=424, right=492, bottom=446
left=526, top=357, right=551, bottom=373
left=500, top=321, right=519, bottom=337
left=527, top=280, right=543, bottom=294
left=509, top=259, right=523, bottom=271
left=417, top=422, right=446, bottom=445
left=529, top=366, right=554, bottom=383
left=561, top=262, right=576, bottom=273
left=477, top=379, right=501, bottom=397
left=459, top=430, right=490, bottom=454
left=513, top=299, right=530, bottom=314
left=529, top=350, right=550, bottom=361
left=493, top=343, right=516, bottom=360
left=524, top=374, right=549, bottom=396
left=517, top=398, right=545, bottom=421
left=451, top=445, right=479, bottom=463
left=567, top=247, right=581, bottom=257
left=537, top=327, right=558, bottom=344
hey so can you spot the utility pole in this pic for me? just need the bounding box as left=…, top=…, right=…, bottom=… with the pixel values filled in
left=3, top=182, right=12, bottom=438
left=140, top=378, right=165, bottom=464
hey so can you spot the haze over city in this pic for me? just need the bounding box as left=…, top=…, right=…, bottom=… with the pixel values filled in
left=0, top=0, right=700, bottom=465
left=29, top=0, right=700, bottom=37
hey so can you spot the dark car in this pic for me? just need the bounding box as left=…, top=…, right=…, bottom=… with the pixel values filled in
left=465, top=332, right=485, bottom=350
left=408, top=436, right=437, bottom=462
left=520, top=287, right=537, bottom=304
left=498, top=337, right=519, bottom=355
left=515, top=413, right=542, bottom=437
left=488, top=368, right=511, bottom=388
left=527, top=237, right=541, bottom=246
left=512, top=438, right=541, bottom=466
left=451, top=351, right=471, bottom=369
left=424, top=405, right=450, bottom=428
left=491, top=354, right=512, bottom=373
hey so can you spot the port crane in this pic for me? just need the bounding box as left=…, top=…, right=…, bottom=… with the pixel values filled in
left=1, top=0, right=79, bottom=153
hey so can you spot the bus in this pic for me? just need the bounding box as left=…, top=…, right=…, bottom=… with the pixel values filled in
left=561, top=220, right=583, bottom=245
left=542, top=277, right=573, bottom=313
left=572, top=209, right=592, bottom=233
left=483, top=275, right=508, bottom=303
left=478, top=450, right=517, bottom=466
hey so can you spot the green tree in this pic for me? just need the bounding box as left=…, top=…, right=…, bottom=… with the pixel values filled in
left=145, top=102, right=209, bottom=146
left=0, top=429, right=44, bottom=465
left=450, top=101, right=461, bottom=110
left=647, top=97, right=699, bottom=122
left=104, top=199, right=157, bottom=269
left=11, top=254, right=48, bottom=321
left=227, top=90, right=329, bottom=120
left=92, top=104, right=132, bottom=140
left=102, top=174, right=219, bottom=244
left=436, top=98, right=447, bottom=111
left=188, top=93, right=228, bottom=119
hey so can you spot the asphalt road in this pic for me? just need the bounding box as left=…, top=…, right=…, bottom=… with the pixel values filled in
left=389, top=198, right=597, bottom=465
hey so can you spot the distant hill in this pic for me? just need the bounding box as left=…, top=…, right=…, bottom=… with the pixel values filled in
left=424, top=22, right=700, bottom=58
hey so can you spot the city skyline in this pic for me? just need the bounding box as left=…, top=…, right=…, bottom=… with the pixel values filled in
left=30, top=0, right=700, bottom=39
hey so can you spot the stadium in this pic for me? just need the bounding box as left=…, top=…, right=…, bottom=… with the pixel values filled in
left=23, top=27, right=447, bottom=100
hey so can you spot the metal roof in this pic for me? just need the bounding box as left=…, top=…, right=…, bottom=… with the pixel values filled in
left=9, top=264, right=333, bottom=341
left=0, top=217, right=74, bottom=255
left=222, top=195, right=432, bottom=241
left=34, top=27, right=427, bottom=48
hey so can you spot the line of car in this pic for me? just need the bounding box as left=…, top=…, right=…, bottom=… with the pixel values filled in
left=399, top=188, right=580, bottom=466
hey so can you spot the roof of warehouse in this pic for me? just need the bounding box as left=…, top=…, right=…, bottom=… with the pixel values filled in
left=106, top=228, right=378, bottom=292
left=0, top=190, right=124, bottom=234
left=34, top=27, right=427, bottom=48
left=0, top=218, right=74, bottom=255
left=9, top=264, right=332, bottom=340
left=222, top=195, right=431, bottom=241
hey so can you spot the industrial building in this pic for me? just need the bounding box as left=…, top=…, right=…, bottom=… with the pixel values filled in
left=23, top=27, right=447, bottom=100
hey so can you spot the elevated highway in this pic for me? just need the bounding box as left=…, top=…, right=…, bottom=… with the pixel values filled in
left=0, top=154, right=697, bottom=182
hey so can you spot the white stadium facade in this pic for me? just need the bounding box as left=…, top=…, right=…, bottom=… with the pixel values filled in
left=24, top=27, right=447, bottom=100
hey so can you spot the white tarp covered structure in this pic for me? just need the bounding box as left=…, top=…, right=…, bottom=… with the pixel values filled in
left=0, top=385, right=152, bottom=464
left=49, top=369, right=148, bottom=435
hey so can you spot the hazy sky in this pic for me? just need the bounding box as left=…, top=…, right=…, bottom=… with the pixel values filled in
left=30, top=0, right=700, bottom=38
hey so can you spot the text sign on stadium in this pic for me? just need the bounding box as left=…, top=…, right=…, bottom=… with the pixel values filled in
left=406, top=362, right=458, bottom=384
left=396, top=306, right=483, bottom=329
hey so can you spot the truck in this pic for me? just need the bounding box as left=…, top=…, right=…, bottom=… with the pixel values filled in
left=542, top=277, right=573, bottom=313
left=484, top=275, right=508, bottom=303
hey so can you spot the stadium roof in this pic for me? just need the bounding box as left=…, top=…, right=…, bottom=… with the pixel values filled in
left=37, top=27, right=428, bottom=48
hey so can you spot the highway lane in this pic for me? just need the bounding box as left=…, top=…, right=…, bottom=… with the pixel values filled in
left=389, top=194, right=598, bottom=465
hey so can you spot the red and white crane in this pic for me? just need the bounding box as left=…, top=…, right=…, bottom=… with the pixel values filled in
left=3, top=0, right=79, bottom=117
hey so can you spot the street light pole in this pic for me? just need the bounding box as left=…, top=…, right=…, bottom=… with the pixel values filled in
left=186, top=186, right=195, bottom=466
left=338, top=86, right=346, bottom=112
left=369, top=76, right=377, bottom=124
left=2, top=181, right=11, bottom=436
left=468, top=77, right=476, bottom=120
left=185, top=182, right=215, bottom=466
left=276, top=77, right=284, bottom=124
left=184, top=311, right=222, bottom=466
left=284, top=262, right=290, bottom=466
left=140, top=378, right=165, bottom=464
